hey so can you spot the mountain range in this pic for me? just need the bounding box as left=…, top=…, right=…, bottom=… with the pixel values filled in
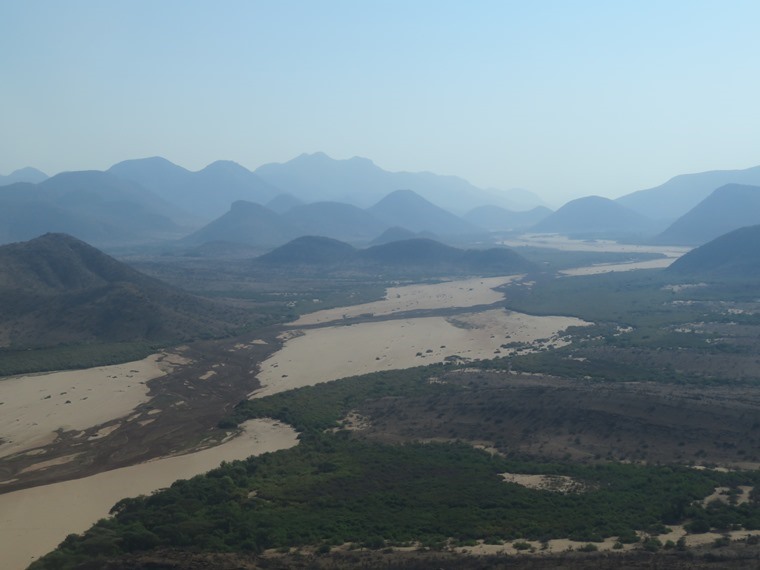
left=253, top=152, right=546, bottom=214
left=0, top=234, right=243, bottom=348
left=108, top=157, right=280, bottom=220
left=0, top=167, right=48, bottom=186
left=185, top=189, right=487, bottom=248
left=6, top=154, right=760, bottom=249
left=655, top=184, right=760, bottom=245
left=616, top=164, right=760, bottom=222
left=530, top=196, right=657, bottom=237
left=0, top=171, right=184, bottom=246
left=254, top=235, right=536, bottom=277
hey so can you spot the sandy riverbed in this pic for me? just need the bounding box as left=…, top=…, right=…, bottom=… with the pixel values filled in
left=294, top=275, right=520, bottom=326
left=559, top=257, right=678, bottom=275
left=0, top=354, right=179, bottom=459
left=0, top=418, right=298, bottom=570
left=254, top=308, right=589, bottom=399
left=502, top=234, right=690, bottom=257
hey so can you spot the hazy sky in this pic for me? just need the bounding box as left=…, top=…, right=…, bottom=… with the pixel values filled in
left=2, top=0, right=760, bottom=205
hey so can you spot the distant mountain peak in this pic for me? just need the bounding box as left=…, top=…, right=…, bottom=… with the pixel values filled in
left=655, top=183, right=760, bottom=245
left=255, top=152, right=541, bottom=213
left=0, top=166, right=49, bottom=186
left=202, top=159, right=247, bottom=172
left=531, top=195, right=655, bottom=237
left=0, top=234, right=239, bottom=348
left=368, top=189, right=481, bottom=236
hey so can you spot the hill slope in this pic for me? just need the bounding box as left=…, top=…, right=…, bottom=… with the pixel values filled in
left=183, top=201, right=297, bottom=247
left=667, top=224, right=760, bottom=279
left=0, top=167, right=48, bottom=186
left=255, top=235, right=358, bottom=266
left=368, top=190, right=481, bottom=236
left=656, top=184, right=760, bottom=245
left=0, top=234, right=241, bottom=348
left=531, top=196, right=655, bottom=237
left=361, top=238, right=535, bottom=274
left=617, top=165, right=760, bottom=221
left=282, top=201, right=388, bottom=242
left=254, top=236, right=534, bottom=277
left=255, top=152, right=544, bottom=213
left=0, top=171, right=181, bottom=246
left=109, top=157, right=281, bottom=220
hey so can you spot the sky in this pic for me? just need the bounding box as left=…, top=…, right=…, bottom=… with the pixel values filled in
left=2, top=0, right=760, bottom=206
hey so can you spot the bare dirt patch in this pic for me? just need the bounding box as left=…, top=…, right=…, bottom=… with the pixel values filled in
left=501, top=473, right=588, bottom=494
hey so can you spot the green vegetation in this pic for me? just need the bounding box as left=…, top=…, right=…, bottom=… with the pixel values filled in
left=513, top=247, right=666, bottom=271
left=228, top=364, right=449, bottom=433
left=33, top=357, right=760, bottom=569
left=503, top=270, right=693, bottom=326
left=31, top=435, right=760, bottom=569
left=0, top=341, right=160, bottom=378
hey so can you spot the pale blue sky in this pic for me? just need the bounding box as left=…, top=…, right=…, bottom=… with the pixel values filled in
left=2, top=0, right=760, bottom=204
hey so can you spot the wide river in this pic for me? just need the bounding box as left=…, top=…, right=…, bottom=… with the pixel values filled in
left=0, top=239, right=686, bottom=569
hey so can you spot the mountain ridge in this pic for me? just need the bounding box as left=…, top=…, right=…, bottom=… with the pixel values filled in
left=656, top=184, right=760, bottom=245
left=0, top=234, right=243, bottom=348
left=617, top=165, right=760, bottom=221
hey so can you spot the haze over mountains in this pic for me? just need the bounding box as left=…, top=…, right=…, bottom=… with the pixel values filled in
left=185, top=190, right=487, bottom=248
left=109, top=157, right=280, bottom=220
left=616, top=164, right=760, bottom=221
left=655, top=184, right=760, bottom=245
left=254, top=152, right=546, bottom=214
left=0, top=167, right=48, bottom=186
left=254, top=235, right=536, bottom=277
left=463, top=205, right=552, bottom=232
left=3, top=154, right=760, bottom=250
left=531, top=196, right=658, bottom=237
left=0, top=171, right=183, bottom=246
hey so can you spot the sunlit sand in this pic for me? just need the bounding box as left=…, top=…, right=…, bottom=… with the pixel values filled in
left=559, top=257, right=677, bottom=275
left=502, top=234, right=689, bottom=258
left=254, top=308, right=589, bottom=398
left=293, top=275, right=520, bottom=326
left=0, top=354, right=174, bottom=459
left=0, top=418, right=298, bottom=570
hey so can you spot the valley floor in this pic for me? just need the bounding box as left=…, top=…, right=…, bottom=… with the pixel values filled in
left=10, top=237, right=760, bottom=570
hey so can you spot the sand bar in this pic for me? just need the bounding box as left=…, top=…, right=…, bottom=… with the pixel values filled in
left=0, top=418, right=298, bottom=570
left=293, top=275, right=520, bottom=326
left=254, top=308, right=589, bottom=399
left=0, top=354, right=172, bottom=459
left=559, top=257, right=678, bottom=276
left=502, top=234, right=690, bottom=258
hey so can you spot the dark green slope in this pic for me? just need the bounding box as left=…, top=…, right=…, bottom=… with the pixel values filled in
left=254, top=235, right=357, bottom=266
left=0, top=234, right=242, bottom=349
left=667, top=224, right=760, bottom=278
